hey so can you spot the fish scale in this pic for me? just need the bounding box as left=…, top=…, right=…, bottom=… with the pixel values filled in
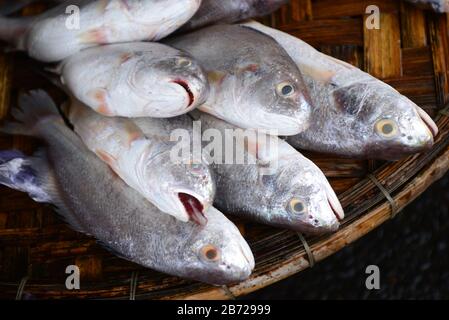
left=165, top=24, right=312, bottom=136
left=242, top=21, right=439, bottom=160
left=0, top=0, right=202, bottom=62
left=0, top=90, right=254, bottom=285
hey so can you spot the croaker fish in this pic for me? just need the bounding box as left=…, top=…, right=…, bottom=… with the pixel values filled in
left=178, top=0, right=288, bottom=32
left=242, top=21, right=438, bottom=160
left=135, top=113, right=344, bottom=235
left=406, top=0, right=449, bottom=12
left=0, top=90, right=254, bottom=285
left=165, top=24, right=312, bottom=136
left=0, top=0, right=202, bottom=62
left=59, top=42, right=209, bottom=117
left=68, top=100, right=215, bottom=224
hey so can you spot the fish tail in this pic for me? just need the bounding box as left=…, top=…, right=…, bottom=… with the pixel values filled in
left=0, top=149, right=51, bottom=203
left=0, top=148, right=86, bottom=232
left=0, top=90, right=61, bottom=137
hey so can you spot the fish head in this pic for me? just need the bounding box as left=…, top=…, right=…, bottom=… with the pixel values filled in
left=265, top=157, right=343, bottom=234
left=181, top=207, right=255, bottom=285
left=345, top=85, right=438, bottom=160
left=131, top=52, right=209, bottom=117
left=143, top=147, right=215, bottom=225
left=236, top=58, right=311, bottom=135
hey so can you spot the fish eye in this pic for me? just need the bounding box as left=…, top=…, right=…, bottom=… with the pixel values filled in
left=276, top=82, right=295, bottom=97
left=287, top=198, right=307, bottom=215
left=177, top=57, right=192, bottom=68
left=200, top=244, right=221, bottom=262
left=375, top=119, right=399, bottom=139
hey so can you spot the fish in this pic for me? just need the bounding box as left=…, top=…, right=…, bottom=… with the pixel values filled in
left=165, top=24, right=312, bottom=136
left=0, top=90, right=254, bottom=285
left=58, top=42, right=209, bottom=118
left=134, top=112, right=344, bottom=235
left=405, top=0, right=449, bottom=12
left=0, top=0, right=202, bottom=62
left=68, top=99, right=215, bottom=224
left=1, top=0, right=288, bottom=21
left=242, top=21, right=438, bottom=160
left=178, top=0, right=288, bottom=33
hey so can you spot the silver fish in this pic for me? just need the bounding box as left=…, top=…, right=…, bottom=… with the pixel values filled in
left=165, top=24, right=312, bottom=136
left=0, top=90, right=254, bottom=285
left=0, top=0, right=202, bottom=62
left=59, top=42, right=209, bottom=117
left=179, top=0, right=288, bottom=32
left=243, top=21, right=438, bottom=160
left=134, top=113, right=344, bottom=235
left=406, top=0, right=449, bottom=12
left=68, top=99, right=215, bottom=224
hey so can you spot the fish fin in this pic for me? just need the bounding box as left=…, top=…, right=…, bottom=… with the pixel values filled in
left=0, top=150, right=51, bottom=203
left=78, top=27, right=108, bottom=45
left=95, top=149, right=119, bottom=172
left=207, top=70, right=227, bottom=86
left=0, top=90, right=62, bottom=136
left=88, top=88, right=114, bottom=116
left=300, top=63, right=336, bottom=83
left=0, top=148, right=87, bottom=233
left=29, top=149, right=88, bottom=234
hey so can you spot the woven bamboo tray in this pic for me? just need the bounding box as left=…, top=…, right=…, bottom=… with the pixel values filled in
left=0, top=0, right=448, bottom=300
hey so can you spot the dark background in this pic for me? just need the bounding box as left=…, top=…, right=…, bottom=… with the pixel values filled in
left=244, top=173, right=449, bottom=299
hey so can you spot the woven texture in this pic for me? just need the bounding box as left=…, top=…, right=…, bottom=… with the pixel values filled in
left=0, top=0, right=449, bottom=299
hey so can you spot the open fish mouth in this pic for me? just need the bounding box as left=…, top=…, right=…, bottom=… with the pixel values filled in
left=178, top=192, right=207, bottom=226
left=416, top=106, right=439, bottom=138
left=172, top=79, right=194, bottom=108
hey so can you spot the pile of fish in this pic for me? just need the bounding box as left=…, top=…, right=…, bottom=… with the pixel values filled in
left=0, top=0, right=439, bottom=285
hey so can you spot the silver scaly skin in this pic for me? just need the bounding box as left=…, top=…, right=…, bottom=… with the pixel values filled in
left=60, top=42, right=209, bottom=118
left=165, top=24, right=312, bottom=136
left=178, top=0, right=288, bottom=32
left=0, top=0, right=202, bottom=62
left=68, top=100, right=215, bottom=224
left=243, top=21, right=438, bottom=160
left=0, top=90, right=254, bottom=285
left=134, top=113, right=344, bottom=235
left=198, top=113, right=344, bottom=235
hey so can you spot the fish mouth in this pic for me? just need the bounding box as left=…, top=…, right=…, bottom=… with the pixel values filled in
left=178, top=192, right=207, bottom=226
left=416, top=106, right=439, bottom=138
left=172, top=79, right=194, bottom=108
